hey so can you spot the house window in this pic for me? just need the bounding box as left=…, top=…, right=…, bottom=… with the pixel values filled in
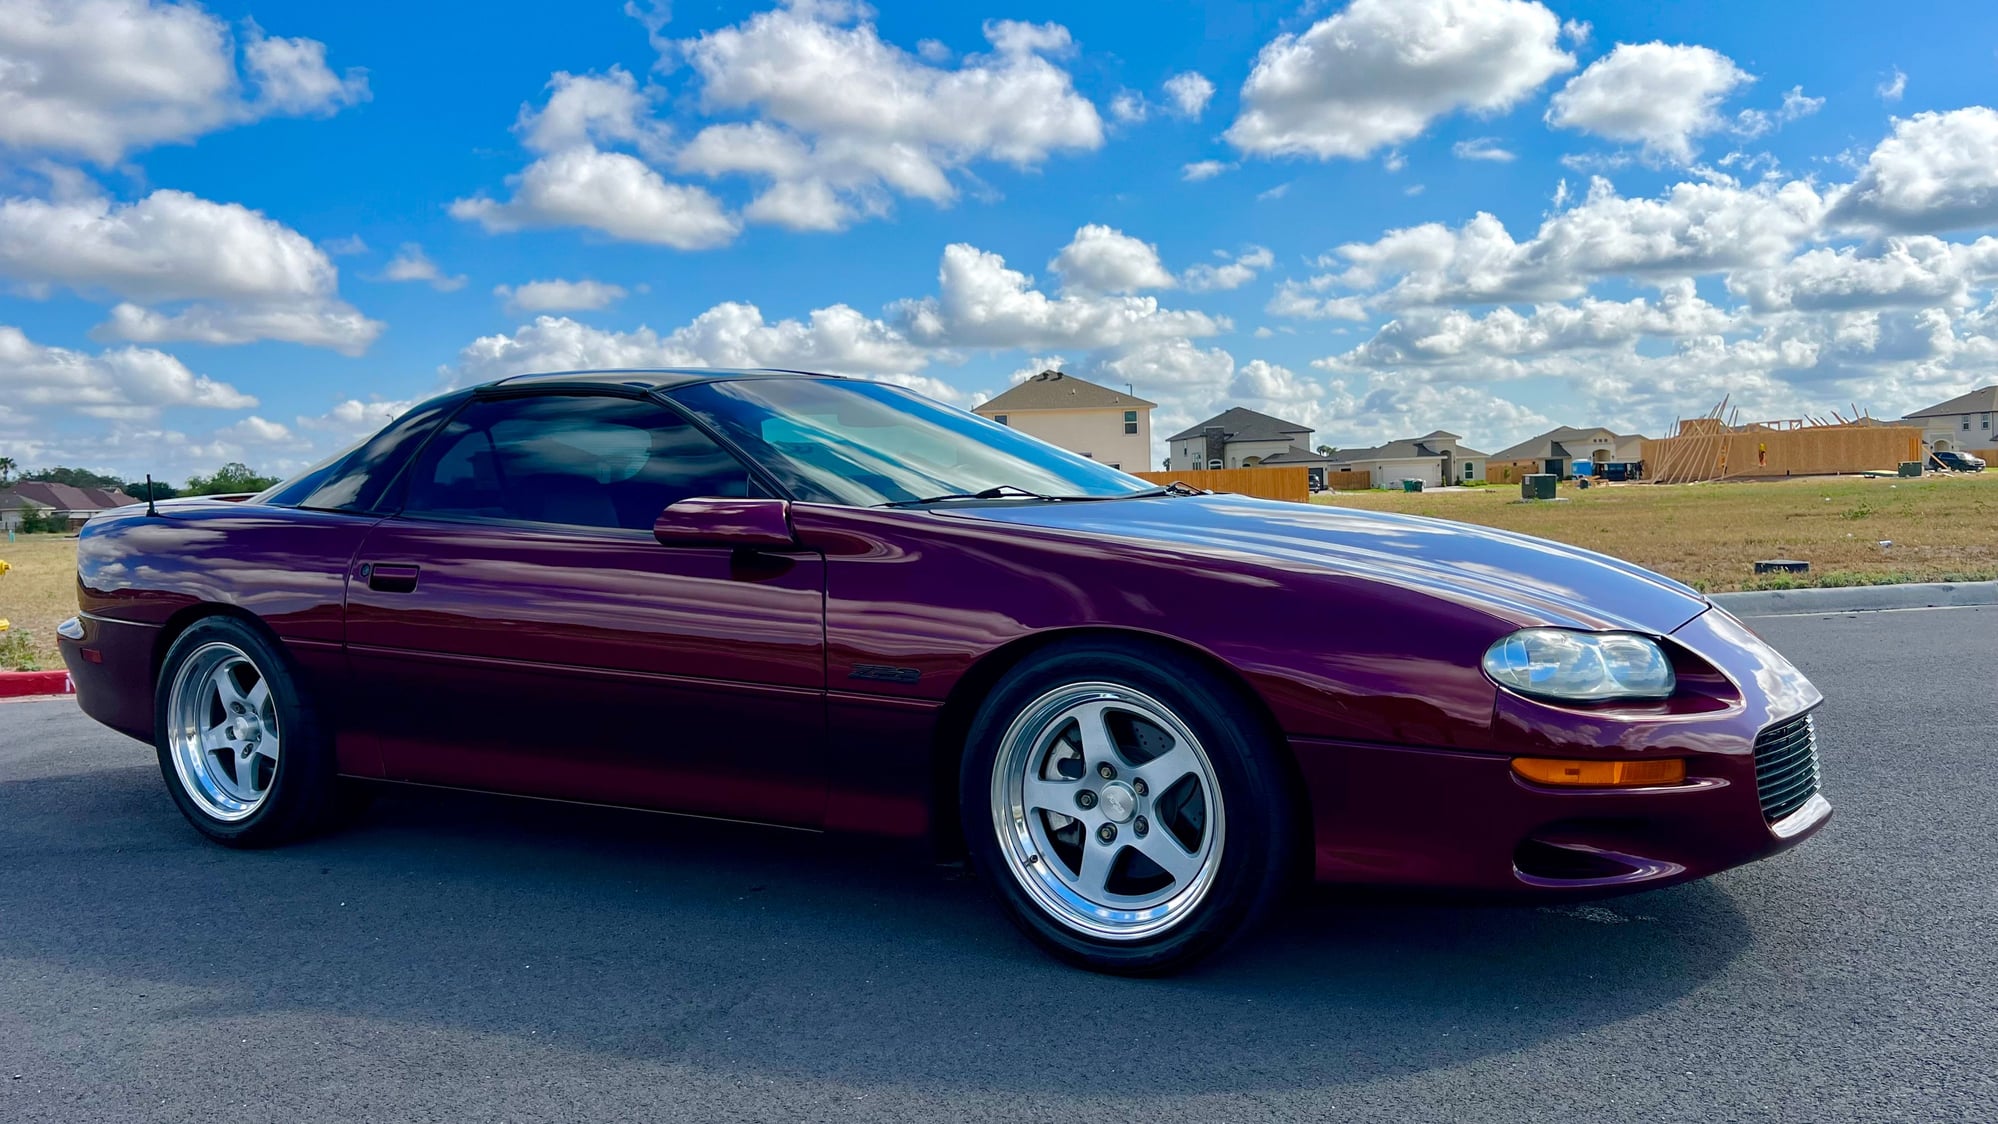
left=1984, top=415, right=1991, bottom=429
left=1207, top=459, right=1222, bottom=470
left=994, top=414, right=1009, bottom=426
left=1964, top=419, right=1972, bottom=430
left=1123, top=409, right=1138, bottom=435
left=1463, top=462, right=1476, bottom=478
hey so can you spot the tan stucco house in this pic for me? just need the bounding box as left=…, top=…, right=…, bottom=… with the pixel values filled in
left=1490, top=426, right=1648, bottom=479
left=1327, top=431, right=1491, bottom=488
left=1166, top=407, right=1315, bottom=472
left=972, top=370, right=1155, bottom=470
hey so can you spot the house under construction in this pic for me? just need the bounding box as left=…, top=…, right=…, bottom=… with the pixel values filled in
left=1639, top=398, right=1923, bottom=483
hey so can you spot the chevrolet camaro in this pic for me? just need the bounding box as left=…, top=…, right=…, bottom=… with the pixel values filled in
left=59, top=369, right=1831, bottom=973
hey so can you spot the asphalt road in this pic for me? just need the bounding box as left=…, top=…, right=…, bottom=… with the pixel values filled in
left=3, top=608, right=1994, bottom=1123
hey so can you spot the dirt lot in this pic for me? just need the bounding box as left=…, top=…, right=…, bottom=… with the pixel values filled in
left=1316, top=473, right=1998, bottom=592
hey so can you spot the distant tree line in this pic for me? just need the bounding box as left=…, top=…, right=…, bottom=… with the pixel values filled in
left=3, top=461, right=281, bottom=498
left=4, top=460, right=284, bottom=532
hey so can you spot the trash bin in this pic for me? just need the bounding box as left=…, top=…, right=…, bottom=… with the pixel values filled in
left=1402, top=478, right=1424, bottom=493
left=1521, top=473, right=1557, bottom=500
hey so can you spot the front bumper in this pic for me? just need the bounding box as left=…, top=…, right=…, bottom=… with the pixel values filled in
left=1291, top=732, right=1829, bottom=895
left=1292, top=607, right=1832, bottom=896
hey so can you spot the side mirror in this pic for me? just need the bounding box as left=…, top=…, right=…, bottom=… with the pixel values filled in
left=653, top=496, right=795, bottom=549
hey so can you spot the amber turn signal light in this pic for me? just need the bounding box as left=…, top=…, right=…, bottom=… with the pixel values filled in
left=1512, top=757, right=1687, bottom=787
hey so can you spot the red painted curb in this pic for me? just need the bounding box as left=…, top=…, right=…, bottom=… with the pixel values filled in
left=0, top=670, right=74, bottom=699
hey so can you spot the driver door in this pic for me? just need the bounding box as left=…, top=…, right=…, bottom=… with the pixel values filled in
left=342, top=391, right=827, bottom=827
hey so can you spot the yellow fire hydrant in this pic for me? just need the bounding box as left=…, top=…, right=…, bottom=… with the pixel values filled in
left=1, top=555, right=10, bottom=631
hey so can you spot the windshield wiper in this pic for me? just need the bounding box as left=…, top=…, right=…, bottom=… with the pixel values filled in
left=1125, top=481, right=1206, bottom=497
left=873, top=485, right=1060, bottom=508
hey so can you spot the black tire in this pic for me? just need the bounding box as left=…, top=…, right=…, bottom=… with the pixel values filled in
left=154, top=616, right=340, bottom=848
left=959, top=640, right=1296, bottom=975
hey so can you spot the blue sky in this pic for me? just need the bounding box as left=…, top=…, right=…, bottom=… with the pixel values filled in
left=4, top=0, right=1998, bottom=481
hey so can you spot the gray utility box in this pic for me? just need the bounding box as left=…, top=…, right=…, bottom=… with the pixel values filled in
left=1521, top=474, right=1558, bottom=500
left=1898, top=461, right=1923, bottom=477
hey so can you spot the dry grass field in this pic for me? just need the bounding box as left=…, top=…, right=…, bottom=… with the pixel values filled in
left=1316, top=473, right=1998, bottom=593
left=1, top=534, right=79, bottom=670
left=2, top=473, right=1994, bottom=668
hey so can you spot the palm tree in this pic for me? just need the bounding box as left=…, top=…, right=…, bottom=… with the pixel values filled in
left=0, top=456, right=15, bottom=485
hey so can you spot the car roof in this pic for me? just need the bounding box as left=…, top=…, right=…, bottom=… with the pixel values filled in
left=483, top=368, right=843, bottom=395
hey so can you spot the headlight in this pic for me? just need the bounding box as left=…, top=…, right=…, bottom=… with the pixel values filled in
left=1482, top=629, right=1677, bottom=702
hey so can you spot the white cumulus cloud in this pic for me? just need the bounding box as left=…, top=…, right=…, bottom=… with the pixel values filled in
left=674, top=6, right=1102, bottom=230
left=0, top=187, right=381, bottom=352
left=1183, top=247, right=1274, bottom=292
left=1828, top=106, right=1998, bottom=234
left=1049, top=225, right=1177, bottom=293
left=457, top=303, right=930, bottom=388
left=0, top=324, right=255, bottom=419
left=384, top=243, right=467, bottom=292
left=495, top=278, right=630, bottom=313
left=897, top=242, right=1224, bottom=351
left=1226, top=0, right=1573, bottom=159
left=1163, top=72, right=1215, bottom=119
left=451, top=146, right=739, bottom=249
left=0, top=1, right=367, bottom=164
left=1547, top=42, right=1754, bottom=163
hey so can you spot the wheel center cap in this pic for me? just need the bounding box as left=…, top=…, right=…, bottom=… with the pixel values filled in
left=228, top=716, right=258, bottom=742
left=1099, top=781, right=1138, bottom=824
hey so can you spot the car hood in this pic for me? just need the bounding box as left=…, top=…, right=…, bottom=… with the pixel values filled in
left=942, top=494, right=1711, bottom=634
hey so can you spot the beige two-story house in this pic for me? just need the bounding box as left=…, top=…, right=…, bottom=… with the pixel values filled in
left=1904, top=385, right=1998, bottom=452
left=972, top=370, right=1155, bottom=470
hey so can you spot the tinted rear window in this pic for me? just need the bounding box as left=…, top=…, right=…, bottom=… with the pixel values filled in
left=297, top=397, right=460, bottom=513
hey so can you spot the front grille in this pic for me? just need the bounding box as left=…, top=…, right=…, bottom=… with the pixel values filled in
left=1754, top=713, right=1821, bottom=822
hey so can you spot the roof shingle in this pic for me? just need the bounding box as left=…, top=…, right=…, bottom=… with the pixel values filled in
left=1, top=481, right=139, bottom=513
left=1904, top=385, right=1998, bottom=420
left=1166, top=406, right=1313, bottom=444
left=974, top=370, right=1157, bottom=413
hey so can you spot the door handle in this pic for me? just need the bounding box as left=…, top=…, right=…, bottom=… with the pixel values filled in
left=364, top=562, right=421, bottom=594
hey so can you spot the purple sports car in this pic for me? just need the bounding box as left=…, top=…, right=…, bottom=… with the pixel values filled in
left=59, top=369, right=1830, bottom=973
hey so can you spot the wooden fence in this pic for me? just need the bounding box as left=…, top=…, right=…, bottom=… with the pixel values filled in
left=1484, top=459, right=1544, bottom=485
left=1133, top=466, right=1310, bottom=503
left=1641, top=424, right=1922, bottom=482
left=1322, top=469, right=1374, bottom=491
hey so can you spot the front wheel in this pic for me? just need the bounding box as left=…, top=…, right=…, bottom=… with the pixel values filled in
left=155, top=617, right=339, bottom=847
left=960, top=641, right=1296, bottom=974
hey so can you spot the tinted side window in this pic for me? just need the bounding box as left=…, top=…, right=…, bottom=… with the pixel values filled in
left=399, top=395, right=754, bottom=531
left=298, top=397, right=460, bottom=513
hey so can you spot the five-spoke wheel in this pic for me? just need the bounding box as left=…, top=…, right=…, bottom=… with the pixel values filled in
left=993, top=683, right=1225, bottom=941
left=962, top=640, right=1295, bottom=975
left=155, top=616, right=339, bottom=846
left=165, top=642, right=283, bottom=821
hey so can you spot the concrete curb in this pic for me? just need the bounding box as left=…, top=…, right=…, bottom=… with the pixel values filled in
left=0, top=670, right=74, bottom=699
left=1711, top=580, right=1998, bottom=617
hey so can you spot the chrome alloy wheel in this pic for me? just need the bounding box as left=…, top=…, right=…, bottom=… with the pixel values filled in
left=165, top=641, right=282, bottom=822
left=991, top=682, right=1226, bottom=941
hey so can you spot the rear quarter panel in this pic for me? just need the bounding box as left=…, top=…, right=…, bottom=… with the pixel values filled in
left=67, top=503, right=379, bottom=770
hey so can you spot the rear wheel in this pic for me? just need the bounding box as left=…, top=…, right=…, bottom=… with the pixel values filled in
left=155, top=617, right=339, bottom=847
left=960, top=641, right=1294, bottom=974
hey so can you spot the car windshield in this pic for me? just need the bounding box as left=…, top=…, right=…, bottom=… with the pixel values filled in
left=667, top=377, right=1153, bottom=507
